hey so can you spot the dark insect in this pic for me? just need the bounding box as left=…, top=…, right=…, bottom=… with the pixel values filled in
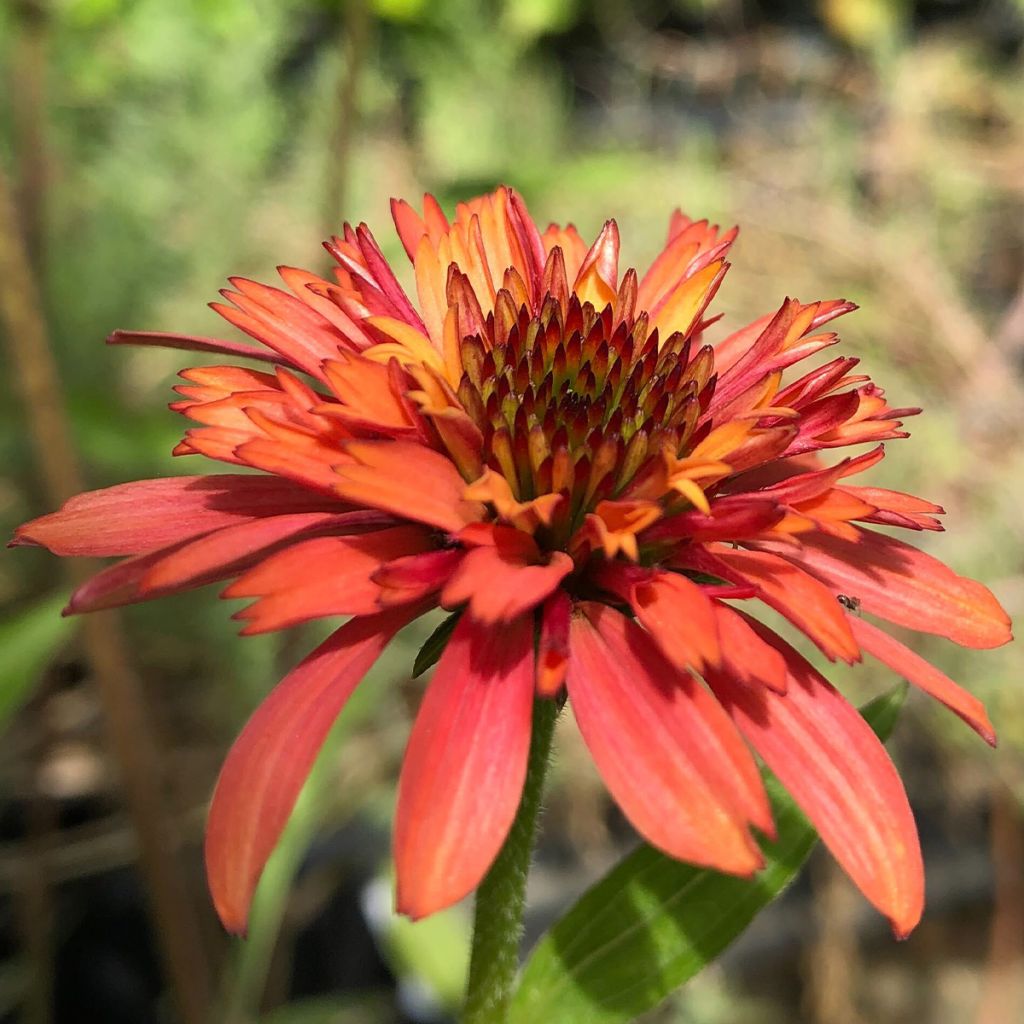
left=837, top=593, right=861, bottom=612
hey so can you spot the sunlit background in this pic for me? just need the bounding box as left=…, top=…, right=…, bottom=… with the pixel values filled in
left=1, top=1, right=1022, bottom=1022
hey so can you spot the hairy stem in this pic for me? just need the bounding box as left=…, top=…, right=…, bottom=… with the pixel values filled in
left=462, top=698, right=558, bottom=1024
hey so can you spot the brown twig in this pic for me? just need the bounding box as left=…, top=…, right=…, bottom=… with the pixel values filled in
left=0, top=163, right=212, bottom=1024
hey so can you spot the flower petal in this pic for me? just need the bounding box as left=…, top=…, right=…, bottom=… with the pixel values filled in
left=755, top=529, right=1012, bottom=650
left=537, top=590, right=571, bottom=697
left=709, top=546, right=860, bottom=663
left=594, top=563, right=720, bottom=673
left=567, top=603, right=768, bottom=872
left=713, top=603, right=788, bottom=693
left=706, top=623, right=924, bottom=937
left=333, top=440, right=485, bottom=533
left=108, top=329, right=291, bottom=367
left=226, top=525, right=435, bottom=634
left=64, top=511, right=382, bottom=614
left=12, top=475, right=341, bottom=557
left=849, top=616, right=995, bottom=745
left=372, top=548, right=463, bottom=607
left=394, top=613, right=536, bottom=919
left=206, top=605, right=419, bottom=934
left=441, top=545, right=572, bottom=624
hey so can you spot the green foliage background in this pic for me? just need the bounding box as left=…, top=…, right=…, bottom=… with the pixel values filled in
left=1, top=1, right=1022, bottom=1021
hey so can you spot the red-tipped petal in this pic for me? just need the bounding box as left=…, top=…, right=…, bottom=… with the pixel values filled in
left=13, top=476, right=340, bottom=557
left=206, top=605, right=419, bottom=933
left=755, top=529, right=1012, bottom=650
left=394, top=613, right=535, bottom=919
left=706, top=624, right=924, bottom=937
left=645, top=498, right=785, bottom=543
left=567, top=603, right=768, bottom=872
left=537, top=590, right=571, bottom=697
left=850, top=616, right=996, bottom=745
left=574, top=220, right=620, bottom=307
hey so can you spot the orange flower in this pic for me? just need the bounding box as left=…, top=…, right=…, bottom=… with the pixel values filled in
left=14, top=187, right=1011, bottom=938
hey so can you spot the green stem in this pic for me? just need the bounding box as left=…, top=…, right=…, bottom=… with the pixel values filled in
left=462, top=698, right=559, bottom=1024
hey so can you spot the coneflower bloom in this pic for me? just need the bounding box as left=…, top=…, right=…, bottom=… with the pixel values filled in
left=15, top=187, right=1011, bottom=939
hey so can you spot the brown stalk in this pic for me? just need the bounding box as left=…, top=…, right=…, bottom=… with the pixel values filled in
left=802, top=854, right=866, bottom=1024
left=8, top=4, right=57, bottom=1019
left=10, top=0, right=50, bottom=272
left=974, top=780, right=1024, bottom=1024
left=323, top=0, right=370, bottom=240
left=0, top=163, right=212, bottom=1024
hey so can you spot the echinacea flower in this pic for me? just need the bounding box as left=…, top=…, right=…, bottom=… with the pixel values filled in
left=15, top=187, right=1011, bottom=940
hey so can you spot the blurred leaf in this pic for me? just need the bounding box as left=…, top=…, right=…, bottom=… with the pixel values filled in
left=378, top=885, right=471, bottom=1008
left=820, top=0, right=906, bottom=52
left=412, top=610, right=460, bottom=677
left=0, top=593, right=79, bottom=729
left=502, top=0, right=578, bottom=39
left=371, top=0, right=426, bottom=22
left=508, top=685, right=909, bottom=1024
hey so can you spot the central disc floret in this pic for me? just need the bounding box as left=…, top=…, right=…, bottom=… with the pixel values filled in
left=456, top=284, right=716, bottom=521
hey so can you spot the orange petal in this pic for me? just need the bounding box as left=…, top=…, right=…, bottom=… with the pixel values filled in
left=442, top=544, right=572, bottom=624
left=334, top=440, right=486, bottom=533
left=567, top=603, right=769, bottom=873
left=850, top=616, right=995, bottom=745
left=595, top=562, right=719, bottom=673
left=394, top=613, right=535, bottom=918
left=757, top=529, right=1013, bottom=650
left=714, top=604, right=788, bottom=693
left=706, top=624, right=924, bottom=938
left=13, top=476, right=340, bottom=557
left=226, top=525, right=434, bottom=633
left=710, top=546, right=860, bottom=663
left=574, top=220, right=619, bottom=309
left=206, top=605, right=420, bottom=933
left=537, top=590, right=571, bottom=697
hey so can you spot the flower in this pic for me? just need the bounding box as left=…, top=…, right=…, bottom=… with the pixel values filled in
left=14, top=187, right=1011, bottom=938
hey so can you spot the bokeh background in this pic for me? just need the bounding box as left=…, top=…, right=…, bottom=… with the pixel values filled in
left=1, top=0, right=1023, bottom=1022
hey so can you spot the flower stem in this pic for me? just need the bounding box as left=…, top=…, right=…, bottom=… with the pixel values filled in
left=462, top=698, right=559, bottom=1024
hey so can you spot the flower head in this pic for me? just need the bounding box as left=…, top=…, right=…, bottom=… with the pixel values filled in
left=15, top=187, right=1011, bottom=937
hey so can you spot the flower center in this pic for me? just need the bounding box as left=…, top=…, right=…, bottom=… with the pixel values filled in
left=457, top=288, right=717, bottom=520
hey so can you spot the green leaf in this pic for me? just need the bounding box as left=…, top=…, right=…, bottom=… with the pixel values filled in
left=412, top=610, right=460, bottom=678
left=508, top=685, right=909, bottom=1024
left=0, top=593, right=80, bottom=729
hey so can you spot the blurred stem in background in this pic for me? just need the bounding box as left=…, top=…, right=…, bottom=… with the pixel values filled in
left=7, top=4, right=56, bottom=1019
left=10, top=0, right=49, bottom=274
left=325, top=0, right=371, bottom=241
left=974, top=780, right=1024, bottom=1024
left=0, top=162, right=212, bottom=1024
